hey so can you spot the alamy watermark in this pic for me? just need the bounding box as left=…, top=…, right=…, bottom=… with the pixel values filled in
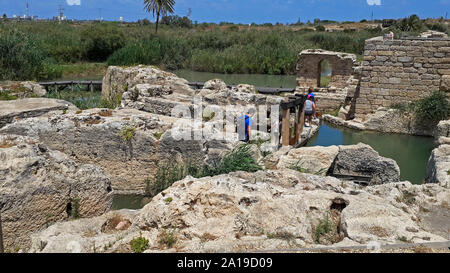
left=170, top=96, right=281, bottom=145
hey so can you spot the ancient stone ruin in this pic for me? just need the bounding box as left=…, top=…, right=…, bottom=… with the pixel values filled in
left=295, top=35, right=450, bottom=122
left=297, top=49, right=357, bottom=89
left=355, top=36, right=450, bottom=117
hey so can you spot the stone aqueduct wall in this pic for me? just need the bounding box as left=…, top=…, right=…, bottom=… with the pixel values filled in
left=297, top=49, right=357, bottom=89
left=355, top=37, right=450, bottom=117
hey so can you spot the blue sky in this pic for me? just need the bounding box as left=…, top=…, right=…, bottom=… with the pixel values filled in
left=1, top=0, right=449, bottom=23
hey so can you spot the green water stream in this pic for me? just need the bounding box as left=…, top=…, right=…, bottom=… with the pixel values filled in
left=172, top=69, right=297, bottom=88
left=306, top=122, right=436, bottom=184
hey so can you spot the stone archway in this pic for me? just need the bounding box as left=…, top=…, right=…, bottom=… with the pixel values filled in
left=318, top=59, right=332, bottom=88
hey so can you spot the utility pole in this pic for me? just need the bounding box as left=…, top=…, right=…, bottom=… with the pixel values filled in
left=58, top=4, right=64, bottom=23
left=26, top=0, right=29, bottom=18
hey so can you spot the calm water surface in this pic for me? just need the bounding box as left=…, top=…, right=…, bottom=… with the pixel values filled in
left=172, top=69, right=297, bottom=88
left=306, top=122, right=436, bottom=184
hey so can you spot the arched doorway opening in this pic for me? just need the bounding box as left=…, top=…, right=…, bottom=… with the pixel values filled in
left=318, top=59, right=332, bottom=87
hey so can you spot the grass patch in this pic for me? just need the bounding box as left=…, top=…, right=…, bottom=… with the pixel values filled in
left=59, top=62, right=107, bottom=80
left=71, top=197, right=81, bottom=219
left=325, top=106, right=341, bottom=117
left=146, top=144, right=261, bottom=197
left=158, top=229, right=177, bottom=249
left=314, top=212, right=334, bottom=244
left=130, top=235, right=149, bottom=253
left=119, top=124, right=136, bottom=142
left=290, top=160, right=327, bottom=175
left=0, top=91, right=18, bottom=101
left=44, top=85, right=102, bottom=110
left=153, top=132, right=164, bottom=140
left=397, top=236, right=412, bottom=243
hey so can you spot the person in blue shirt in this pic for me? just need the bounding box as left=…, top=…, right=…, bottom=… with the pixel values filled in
left=238, top=108, right=256, bottom=143
left=307, top=87, right=315, bottom=102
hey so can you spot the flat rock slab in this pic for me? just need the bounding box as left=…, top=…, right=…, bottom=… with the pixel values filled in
left=0, top=98, right=75, bottom=128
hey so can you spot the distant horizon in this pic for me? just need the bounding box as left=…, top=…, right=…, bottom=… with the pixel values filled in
left=0, top=0, right=448, bottom=24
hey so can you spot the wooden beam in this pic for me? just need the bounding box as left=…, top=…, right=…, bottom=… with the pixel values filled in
left=297, top=103, right=306, bottom=143
left=293, top=105, right=302, bottom=145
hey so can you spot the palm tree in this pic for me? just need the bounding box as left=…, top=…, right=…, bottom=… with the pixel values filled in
left=144, top=0, right=175, bottom=34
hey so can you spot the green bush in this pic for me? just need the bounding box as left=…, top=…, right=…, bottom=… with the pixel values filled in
left=161, top=15, right=192, bottom=28
left=0, top=20, right=402, bottom=78
left=315, top=25, right=326, bottom=32
left=412, top=91, right=450, bottom=124
left=314, top=212, right=333, bottom=243
left=130, top=235, right=149, bottom=253
left=146, top=144, right=261, bottom=197
left=0, top=91, right=18, bottom=101
left=0, top=30, right=56, bottom=80
left=81, top=24, right=127, bottom=61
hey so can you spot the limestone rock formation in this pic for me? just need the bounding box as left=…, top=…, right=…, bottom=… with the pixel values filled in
left=29, top=170, right=449, bottom=253
left=426, top=119, right=450, bottom=188
left=231, top=84, right=257, bottom=94
left=276, top=143, right=400, bottom=184
left=436, top=119, right=450, bottom=138
left=363, top=108, right=434, bottom=136
left=419, top=30, right=448, bottom=39
left=0, top=108, right=241, bottom=194
left=203, top=79, right=228, bottom=91
left=333, top=143, right=400, bottom=184
left=426, top=145, right=450, bottom=188
left=323, top=114, right=366, bottom=131
left=0, top=98, right=76, bottom=128
left=0, top=81, right=47, bottom=98
left=102, top=65, right=193, bottom=103
left=0, top=135, right=113, bottom=251
left=277, top=146, right=339, bottom=176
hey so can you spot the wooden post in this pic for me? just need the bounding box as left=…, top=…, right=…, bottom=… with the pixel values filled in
left=293, top=105, right=301, bottom=145
left=70, top=81, right=74, bottom=92
left=0, top=208, right=4, bottom=253
left=281, top=100, right=290, bottom=146
left=296, top=103, right=306, bottom=144
left=90, top=81, right=94, bottom=92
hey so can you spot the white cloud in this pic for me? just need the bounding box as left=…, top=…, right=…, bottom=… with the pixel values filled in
left=66, top=0, right=81, bottom=6
left=366, top=0, right=381, bottom=5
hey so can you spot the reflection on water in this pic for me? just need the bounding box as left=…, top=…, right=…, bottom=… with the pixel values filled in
left=306, top=122, right=436, bottom=184
left=172, top=69, right=297, bottom=88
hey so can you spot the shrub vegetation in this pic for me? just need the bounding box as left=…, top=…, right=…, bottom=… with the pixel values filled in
left=390, top=91, right=450, bottom=125
left=147, top=144, right=261, bottom=197
left=1, top=15, right=446, bottom=80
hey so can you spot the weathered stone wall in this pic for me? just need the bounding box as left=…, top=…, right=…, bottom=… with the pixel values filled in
left=296, top=49, right=357, bottom=89
left=355, top=37, right=450, bottom=116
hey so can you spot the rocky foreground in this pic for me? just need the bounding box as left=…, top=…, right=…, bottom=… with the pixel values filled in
left=29, top=169, right=449, bottom=253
